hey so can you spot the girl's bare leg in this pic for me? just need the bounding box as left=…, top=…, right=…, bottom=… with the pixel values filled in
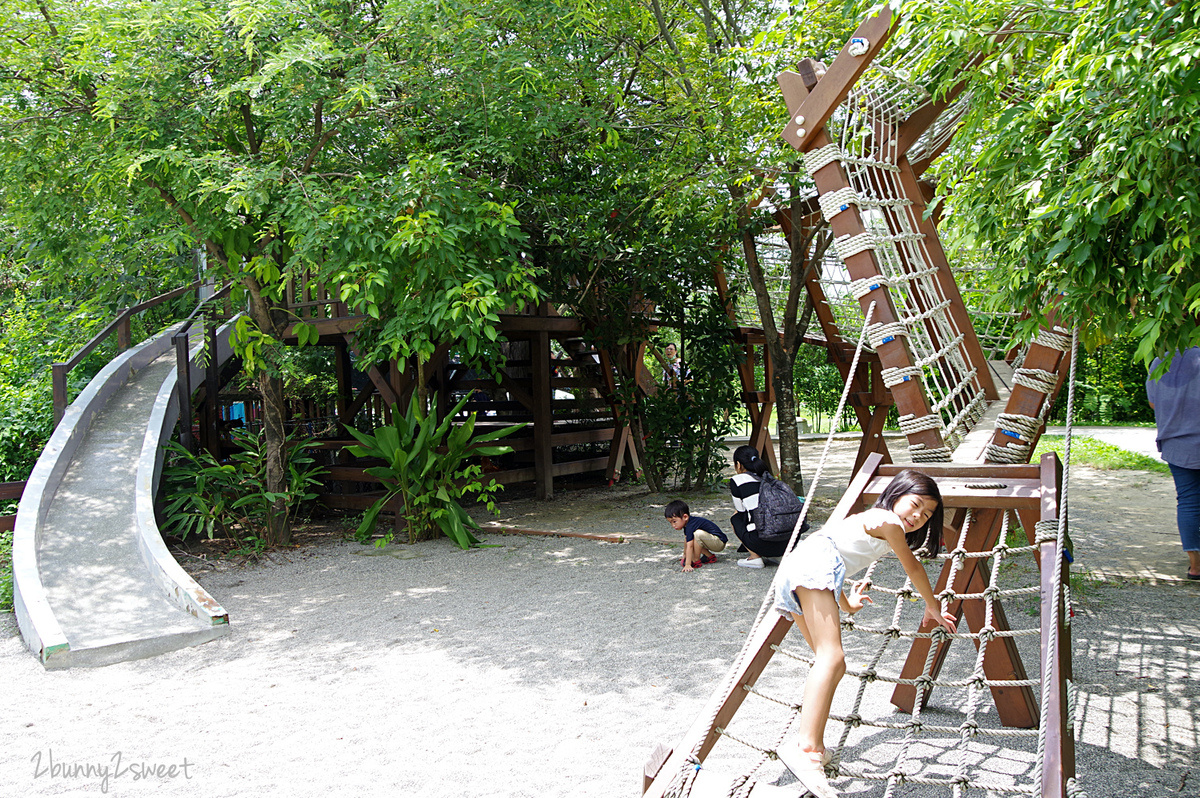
left=793, top=586, right=845, bottom=753
left=776, top=588, right=844, bottom=798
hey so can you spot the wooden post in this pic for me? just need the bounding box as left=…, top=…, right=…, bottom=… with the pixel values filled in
left=334, top=342, right=353, bottom=429
left=51, top=363, right=69, bottom=428
left=174, top=332, right=195, bottom=453
left=532, top=329, right=554, bottom=500
left=117, top=309, right=132, bottom=352
left=202, top=319, right=221, bottom=457
left=1040, top=452, right=1074, bottom=797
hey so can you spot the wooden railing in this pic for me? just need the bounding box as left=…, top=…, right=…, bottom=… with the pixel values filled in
left=51, top=281, right=204, bottom=427
left=0, top=480, right=24, bottom=532
left=171, top=283, right=236, bottom=454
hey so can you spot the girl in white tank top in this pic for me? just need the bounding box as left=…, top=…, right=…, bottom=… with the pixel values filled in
left=772, top=470, right=957, bottom=798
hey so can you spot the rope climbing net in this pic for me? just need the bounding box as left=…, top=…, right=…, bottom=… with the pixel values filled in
left=690, top=509, right=1076, bottom=798
left=801, top=85, right=988, bottom=460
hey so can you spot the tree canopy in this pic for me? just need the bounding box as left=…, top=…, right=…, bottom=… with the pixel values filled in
left=906, top=0, right=1200, bottom=363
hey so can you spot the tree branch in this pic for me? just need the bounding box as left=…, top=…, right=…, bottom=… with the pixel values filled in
left=302, top=99, right=363, bottom=173
left=241, top=104, right=260, bottom=155
left=142, top=176, right=227, bottom=269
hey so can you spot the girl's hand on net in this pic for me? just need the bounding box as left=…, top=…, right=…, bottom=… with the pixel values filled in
left=846, top=581, right=873, bottom=615
left=923, top=603, right=957, bottom=633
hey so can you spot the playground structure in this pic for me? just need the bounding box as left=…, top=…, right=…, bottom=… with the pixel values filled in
left=643, top=7, right=1079, bottom=797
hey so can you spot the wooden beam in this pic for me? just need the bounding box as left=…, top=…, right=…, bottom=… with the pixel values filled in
left=802, top=128, right=947, bottom=456
left=778, top=7, right=896, bottom=153
left=890, top=506, right=1039, bottom=727
left=894, top=158, right=998, bottom=401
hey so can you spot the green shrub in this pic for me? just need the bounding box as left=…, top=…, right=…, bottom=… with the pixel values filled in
left=344, top=393, right=521, bottom=548
left=0, top=526, right=11, bottom=612
left=159, top=428, right=327, bottom=548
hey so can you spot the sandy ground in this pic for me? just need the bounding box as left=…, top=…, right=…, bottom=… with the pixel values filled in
left=1, top=437, right=1198, bottom=797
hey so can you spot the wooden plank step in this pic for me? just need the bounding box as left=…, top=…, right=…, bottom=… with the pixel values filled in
left=953, top=360, right=1018, bottom=464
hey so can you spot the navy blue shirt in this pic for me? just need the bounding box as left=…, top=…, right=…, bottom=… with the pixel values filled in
left=684, top=516, right=727, bottom=544
left=1147, top=347, right=1200, bottom=469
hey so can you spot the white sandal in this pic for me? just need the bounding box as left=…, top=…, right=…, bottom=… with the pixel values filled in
left=775, top=742, right=838, bottom=798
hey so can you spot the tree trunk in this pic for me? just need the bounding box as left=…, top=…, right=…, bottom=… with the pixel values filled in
left=770, top=345, right=803, bottom=494
left=735, top=190, right=827, bottom=496
left=629, top=408, right=663, bottom=493
left=257, top=367, right=290, bottom=547
left=243, top=271, right=292, bottom=546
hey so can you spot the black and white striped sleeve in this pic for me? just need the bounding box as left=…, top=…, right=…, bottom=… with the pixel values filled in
left=729, top=473, right=761, bottom=531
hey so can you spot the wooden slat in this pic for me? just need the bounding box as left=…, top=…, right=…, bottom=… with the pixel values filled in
left=0, top=481, right=25, bottom=501
left=863, top=475, right=1042, bottom=510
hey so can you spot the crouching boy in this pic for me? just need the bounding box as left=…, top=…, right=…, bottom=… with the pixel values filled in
left=665, top=499, right=728, bottom=572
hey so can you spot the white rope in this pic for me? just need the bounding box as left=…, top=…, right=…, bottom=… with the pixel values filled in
left=882, top=366, right=922, bottom=388
left=866, top=321, right=909, bottom=348
left=804, top=144, right=843, bottom=175
left=1034, top=326, right=1079, bottom=792
left=834, top=232, right=878, bottom=261
left=849, top=276, right=890, bottom=300
left=819, top=187, right=860, bottom=221
left=898, top=413, right=941, bottom=435
left=1013, top=367, right=1058, bottom=394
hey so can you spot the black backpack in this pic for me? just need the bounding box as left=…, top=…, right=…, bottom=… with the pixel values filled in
left=751, top=473, right=809, bottom=542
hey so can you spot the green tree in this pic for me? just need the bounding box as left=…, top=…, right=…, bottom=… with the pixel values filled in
left=2, top=0, right=542, bottom=543
left=906, top=0, right=1200, bottom=362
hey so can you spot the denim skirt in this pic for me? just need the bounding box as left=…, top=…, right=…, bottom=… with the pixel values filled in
left=773, top=534, right=846, bottom=618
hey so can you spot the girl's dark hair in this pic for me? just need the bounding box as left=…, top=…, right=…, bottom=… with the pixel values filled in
left=873, top=469, right=944, bottom=557
left=732, top=444, right=771, bottom=477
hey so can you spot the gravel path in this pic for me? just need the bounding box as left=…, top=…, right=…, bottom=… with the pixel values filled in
left=1, top=438, right=1197, bottom=797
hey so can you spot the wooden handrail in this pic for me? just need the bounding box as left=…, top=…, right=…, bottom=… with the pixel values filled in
left=51, top=280, right=204, bottom=427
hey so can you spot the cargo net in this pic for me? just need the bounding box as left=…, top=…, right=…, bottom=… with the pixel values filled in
left=663, top=510, right=1082, bottom=798
left=795, top=75, right=990, bottom=462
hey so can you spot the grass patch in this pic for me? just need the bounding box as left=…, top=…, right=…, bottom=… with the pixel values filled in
left=1033, top=435, right=1169, bottom=473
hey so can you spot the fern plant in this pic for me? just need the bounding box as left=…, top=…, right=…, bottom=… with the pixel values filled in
left=344, top=393, right=521, bottom=548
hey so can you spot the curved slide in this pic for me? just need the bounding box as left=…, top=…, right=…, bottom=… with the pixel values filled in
left=13, top=320, right=238, bottom=668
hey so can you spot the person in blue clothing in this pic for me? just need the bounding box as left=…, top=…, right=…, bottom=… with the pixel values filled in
left=1146, top=346, right=1200, bottom=580
left=664, top=499, right=727, bottom=572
